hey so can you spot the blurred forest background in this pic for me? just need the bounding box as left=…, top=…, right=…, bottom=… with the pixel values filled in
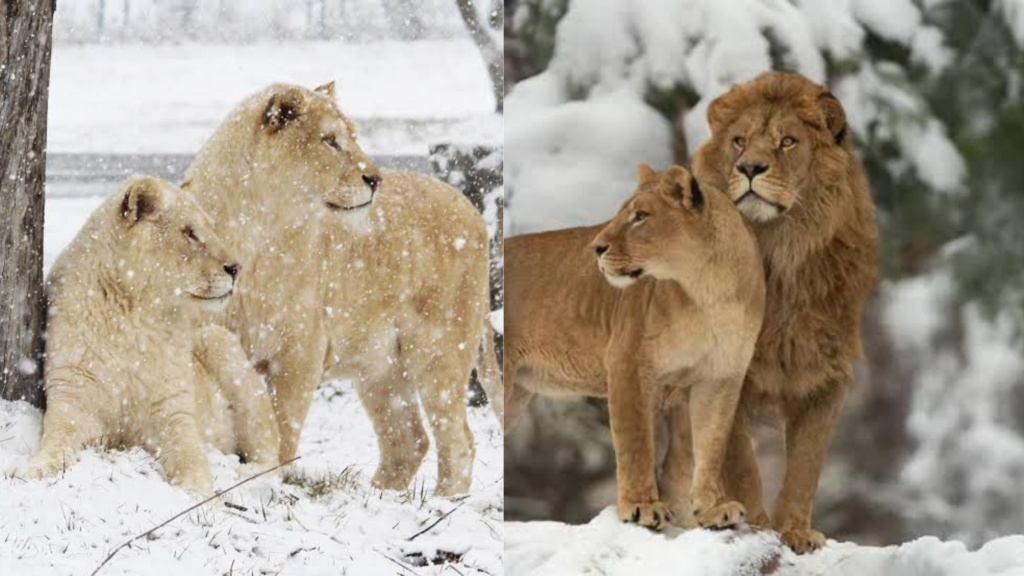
left=505, top=0, right=1024, bottom=546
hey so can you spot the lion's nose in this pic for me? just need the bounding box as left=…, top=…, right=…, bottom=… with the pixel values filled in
left=224, top=263, right=241, bottom=279
left=594, top=245, right=609, bottom=256
left=362, top=174, right=381, bottom=192
left=737, top=162, right=768, bottom=180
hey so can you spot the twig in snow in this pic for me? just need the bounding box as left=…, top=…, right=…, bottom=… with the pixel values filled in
left=407, top=502, right=465, bottom=541
left=89, top=457, right=298, bottom=576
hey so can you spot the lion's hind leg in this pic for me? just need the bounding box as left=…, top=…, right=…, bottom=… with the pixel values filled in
left=356, top=368, right=431, bottom=492
left=15, top=392, right=104, bottom=480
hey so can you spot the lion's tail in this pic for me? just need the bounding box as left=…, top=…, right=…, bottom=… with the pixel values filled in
left=477, top=315, right=503, bottom=425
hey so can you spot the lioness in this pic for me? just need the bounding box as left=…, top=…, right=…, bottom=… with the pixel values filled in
left=504, top=164, right=765, bottom=529
left=681, top=71, right=878, bottom=553
left=182, top=82, right=497, bottom=496
left=15, top=177, right=280, bottom=495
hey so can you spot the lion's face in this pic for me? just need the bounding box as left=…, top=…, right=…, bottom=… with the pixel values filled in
left=118, top=177, right=240, bottom=311
left=698, top=72, right=849, bottom=225
left=592, top=164, right=708, bottom=288
left=250, top=82, right=382, bottom=227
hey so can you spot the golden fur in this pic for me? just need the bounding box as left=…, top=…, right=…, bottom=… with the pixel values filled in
left=504, top=165, right=765, bottom=529
left=15, top=177, right=280, bottom=495
left=685, top=71, right=878, bottom=552
left=183, top=83, right=496, bottom=496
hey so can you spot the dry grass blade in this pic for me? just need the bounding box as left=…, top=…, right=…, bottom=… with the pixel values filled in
left=408, top=502, right=465, bottom=541
left=89, top=457, right=299, bottom=576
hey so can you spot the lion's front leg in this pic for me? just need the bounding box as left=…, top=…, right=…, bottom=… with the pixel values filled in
left=194, top=325, right=280, bottom=469
left=658, top=399, right=695, bottom=528
left=773, top=382, right=846, bottom=554
left=688, top=376, right=746, bottom=530
left=264, top=335, right=328, bottom=463
left=607, top=361, right=669, bottom=530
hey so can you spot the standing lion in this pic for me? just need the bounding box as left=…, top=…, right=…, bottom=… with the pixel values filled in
left=182, top=83, right=497, bottom=496
left=681, top=71, right=878, bottom=553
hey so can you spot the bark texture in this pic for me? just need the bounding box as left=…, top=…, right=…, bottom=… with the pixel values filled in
left=0, top=0, right=55, bottom=407
left=455, top=0, right=503, bottom=112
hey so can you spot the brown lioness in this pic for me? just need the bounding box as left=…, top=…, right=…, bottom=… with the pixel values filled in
left=504, top=164, right=765, bottom=530
left=682, top=71, right=878, bottom=553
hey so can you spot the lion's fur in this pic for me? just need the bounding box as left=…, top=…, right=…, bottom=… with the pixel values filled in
left=687, top=71, right=878, bottom=553
left=504, top=165, right=765, bottom=530
left=183, top=83, right=494, bottom=496
left=18, top=177, right=280, bottom=495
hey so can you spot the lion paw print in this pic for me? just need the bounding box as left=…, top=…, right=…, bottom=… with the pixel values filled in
left=618, top=501, right=673, bottom=530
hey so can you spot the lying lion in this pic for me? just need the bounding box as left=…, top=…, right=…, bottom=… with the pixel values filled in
left=504, top=164, right=765, bottom=529
left=675, top=71, right=879, bottom=553
left=181, top=82, right=498, bottom=496
left=15, top=177, right=280, bottom=495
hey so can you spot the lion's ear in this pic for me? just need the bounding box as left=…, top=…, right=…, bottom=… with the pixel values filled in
left=314, top=80, right=336, bottom=99
left=636, top=162, right=658, bottom=183
left=707, top=86, right=742, bottom=134
left=120, top=177, right=168, bottom=226
left=818, top=92, right=847, bottom=145
left=262, top=87, right=307, bottom=134
left=663, top=168, right=704, bottom=212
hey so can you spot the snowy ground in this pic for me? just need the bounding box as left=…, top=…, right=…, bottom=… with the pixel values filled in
left=0, top=383, right=503, bottom=576
left=48, top=40, right=501, bottom=155
left=506, top=510, right=1024, bottom=576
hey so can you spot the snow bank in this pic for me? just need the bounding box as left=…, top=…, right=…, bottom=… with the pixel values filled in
left=0, top=381, right=503, bottom=575
left=506, top=509, right=1024, bottom=576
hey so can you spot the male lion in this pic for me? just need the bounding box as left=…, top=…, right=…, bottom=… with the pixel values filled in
left=182, top=82, right=497, bottom=496
left=504, top=164, right=765, bottom=529
left=16, top=177, right=280, bottom=495
left=682, top=71, right=878, bottom=553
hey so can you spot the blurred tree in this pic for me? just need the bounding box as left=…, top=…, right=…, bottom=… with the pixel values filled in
left=0, top=0, right=55, bottom=407
left=456, top=0, right=504, bottom=112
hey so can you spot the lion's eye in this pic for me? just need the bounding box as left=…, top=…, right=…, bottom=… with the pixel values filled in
left=633, top=211, right=649, bottom=223
left=733, top=137, right=746, bottom=149
left=323, top=135, right=341, bottom=150
left=182, top=226, right=199, bottom=242
left=781, top=136, right=797, bottom=149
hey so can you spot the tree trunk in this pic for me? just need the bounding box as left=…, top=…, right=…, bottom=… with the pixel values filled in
left=0, top=0, right=55, bottom=407
left=455, top=0, right=503, bottom=113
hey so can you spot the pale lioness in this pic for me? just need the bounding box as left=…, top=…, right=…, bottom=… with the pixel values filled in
left=504, top=164, right=765, bottom=529
left=683, top=71, right=878, bottom=553
left=182, top=82, right=497, bottom=496
left=16, top=177, right=280, bottom=495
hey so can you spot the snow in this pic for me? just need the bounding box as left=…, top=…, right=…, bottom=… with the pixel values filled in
left=505, top=83, right=673, bottom=235
left=883, top=270, right=1024, bottom=544
left=48, top=40, right=499, bottom=155
left=0, top=381, right=503, bottom=575
left=506, top=509, right=1024, bottom=576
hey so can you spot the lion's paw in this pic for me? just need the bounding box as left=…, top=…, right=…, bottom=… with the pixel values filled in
left=780, top=529, right=826, bottom=554
left=694, top=500, right=747, bottom=530
left=618, top=500, right=673, bottom=530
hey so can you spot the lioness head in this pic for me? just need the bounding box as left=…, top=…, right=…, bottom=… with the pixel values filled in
left=697, top=72, right=848, bottom=224
left=248, top=81, right=382, bottom=223
left=592, top=163, right=707, bottom=288
left=117, top=176, right=240, bottom=311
